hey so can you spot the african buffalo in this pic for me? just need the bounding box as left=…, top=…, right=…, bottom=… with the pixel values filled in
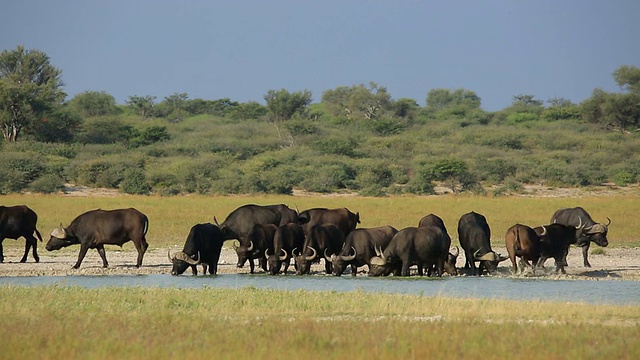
left=0, top=205, right=43, bottom=263
left=458, top=211, right=508, bottom=275
left=265, top=223, right=305, bottom=275
left=295, top=223, right=345, bottom=275
left=45, top=208, right=149, bottom=269
left=214, top=204, right=281, bottom=240
left=504, top=224, right=540, bottom=274
left=533, top=223, right=580, bottom=274
left=551, top=207, right=610, bottom=267
left=297, top=207, right=360, bottom=236
left=168, top=223, right=224, bottom=275
left=369, top=226, right=452, bottom=277
left=327, top=225, right=398, bottom=276
left=234, top=223, right=277, bottom=273
left=265, top=204, right=299, bottom=225
left=418, top=214, right=458, bottom=275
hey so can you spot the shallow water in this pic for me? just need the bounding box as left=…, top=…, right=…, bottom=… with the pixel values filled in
left=1, top=274, right=638, bottom=305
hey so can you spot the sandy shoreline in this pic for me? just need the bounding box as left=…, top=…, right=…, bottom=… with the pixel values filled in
left=1, top=245, right=639, bottom=280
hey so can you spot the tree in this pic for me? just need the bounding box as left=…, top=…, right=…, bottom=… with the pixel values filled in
left=229, top=101, right=267, bottom=121
left=613, top=65, right=640, bottom=94
left=392, top=98, right=419, bottom=120
left=321, top=82, right=392, bottom=120
left=28, top=106, right=81, bottom=142
left=264, top=89, right=312, bottom=141
left=68, top=90, right=119, bottom=118
left=601, top=92, right=640, bottom=133
left=425, top=88, right=481, bottom=112
left=512, top=94, right=544, bottom=107
left=0, top=46, right=65, bottom=142
left=126, top=95, right=156, bottom=118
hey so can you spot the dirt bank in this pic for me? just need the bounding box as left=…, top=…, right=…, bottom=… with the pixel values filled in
left=1, top=245, right=639, bottom=280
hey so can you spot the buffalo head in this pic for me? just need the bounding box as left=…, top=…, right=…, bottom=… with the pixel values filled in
left=45, top=225, right=76, bottom=251
left=168, top=251, right=201, bottom=275
left=444, top=246, right=459, bottom=276
left=294, top=246, right=317, bottom=275
left=474, top=248, right=508, bottom=274
left=326, top=247, right=356, bottom=276
left=265, top=248, right=288, bottom=275
left=234, top=240, right=259, bottom=268
left=580, top=217, right=610, bottom=247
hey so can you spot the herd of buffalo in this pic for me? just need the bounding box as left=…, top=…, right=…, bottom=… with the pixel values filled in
left=0, top=204, right=611, bottom=277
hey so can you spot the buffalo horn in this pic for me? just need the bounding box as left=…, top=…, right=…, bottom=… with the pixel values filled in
left=278, top=249, right=288, bottom=261
left=374, top=245, right=382, bottom=257
left=605, top=217, right=611, bottom=227
left=540, top=226, right=547, bottom=237
left=247, top=241, right=254, bottom=252
left=213, top=216, right=220, bottom=226
left=264, top=249, right=270, bottom=259
left=305, top=246, right=317, bottom=261
left=232, top=241, right=239, bottom=251
left=474, top=248, right=497, bottom=261
left=576, top=217, right=583, bottom=230
left=324, top=248, right=332, bottom=262
left=175, top=251, right=200, bottom=265
left=50, top=226, right=66, bottom=239
left=292, top=247, right=298, bottom=256
left=342, top=247, right=356, bottom=262
left=167, top=250, right=175, bottom=262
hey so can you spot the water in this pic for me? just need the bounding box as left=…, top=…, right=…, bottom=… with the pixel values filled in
left=1, top=274, right=638, bottom=305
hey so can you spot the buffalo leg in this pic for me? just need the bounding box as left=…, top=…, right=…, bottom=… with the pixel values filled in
left=191, top=264, right=198, bottom=275
left=21, top=235, right=39, bottom=263
left=351, top=264, right=357, bottom=276
left=96, top=244, right=109, bottom=268
left=132, top=239, right=147, bottom=268
left=325, top=260, right=332, bottom=274
left=249, top=259, right=255, bottom=274
left=73, top=244, right=91, bottom=269
left=0, top=240, right=4, bottom=262
left=581, top=243, right=592, bottom=267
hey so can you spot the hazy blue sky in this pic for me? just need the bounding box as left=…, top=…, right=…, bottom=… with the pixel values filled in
left=1, top=1, right=638, bottom=111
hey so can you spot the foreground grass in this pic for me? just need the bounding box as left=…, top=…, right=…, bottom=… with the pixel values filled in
left=0, top=286, right=638, bottom=359
left=0, top=193, right=638, bottom=251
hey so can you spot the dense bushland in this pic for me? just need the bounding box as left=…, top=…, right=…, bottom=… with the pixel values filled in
left=2, top=111, right=639, bottom=196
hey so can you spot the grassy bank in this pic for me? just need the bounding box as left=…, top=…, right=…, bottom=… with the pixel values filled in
left=0, top=286, right=638, bottom=359
left=1, top=193, right=637, bottom=250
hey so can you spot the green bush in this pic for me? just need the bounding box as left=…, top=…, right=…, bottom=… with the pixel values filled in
left=284, top=119, right=319, bottom=136
left=368, top=118, right=407, bottom=136
left=311, top=136, right=359, bottom=157
left=120, top=168, right=151, bottom=195
left=29, top=174, right=65, bottom=194
left=0, top=152, right=45, bottom=192
left=507, top=112, right=539, bottom=124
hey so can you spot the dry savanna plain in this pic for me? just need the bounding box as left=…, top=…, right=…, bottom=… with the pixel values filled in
left=1, top=188, right=640, bottom=359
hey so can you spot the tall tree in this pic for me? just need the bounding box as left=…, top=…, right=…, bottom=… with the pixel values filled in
left=321, top=82, right=392, bottom=119
left=264, top=89, right=312, bottom=143
left=0, top=46, right=65, bottom=142
left=613, top=65, right=640, bottom=94
left=425, top=88, right=481, bottom=112
left=126, top=95, right=156, bottom=118
left=68, top=90, right=119, bottom=118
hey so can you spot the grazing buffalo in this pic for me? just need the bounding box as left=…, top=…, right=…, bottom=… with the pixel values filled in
left=295, top=224, right=345, bottom=275
left=0, top=205, right=43, bottom=263
left=297, top=207, right=360, bottom=236
left=369, top=226, right=452, bottom=277
left=533, top=224, right=580, bottom=274
left=45, top=208, right=149, bottom=269
left=551, top=207, right=610, bottom=267
left=504, top=224, right=540, bottom=274
left=327, top=225, right=398, bottom=276
left=418, top=214, right=458, bottom=275
left=458, top=211, right=508, bottom=275
left=235, top=223, right=278, bottom=273
left=266, top=223, right=305, bottom=275
left=168, top=223, right=225, bottom=276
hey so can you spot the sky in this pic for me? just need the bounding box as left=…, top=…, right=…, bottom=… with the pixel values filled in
left=1, top=1, right=638, bottom=111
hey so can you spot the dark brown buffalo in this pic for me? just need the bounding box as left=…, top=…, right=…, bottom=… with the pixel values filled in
left=297, top=207, right=360, bottom=236
left=504, top=224, right=540, bottom=274
left=533, top=224, right=580, bottom=274
left=551, top=207, right=610, bottom=267
left=326, top=225, right=398, bottom=276
left=418, top=214, right=458, bottom=275
left=45, top=208, right=149, bottom=269
left=234, top=223, right=278, bottom=273
left=369, top=226, right=452, bottom=277
left=264, top=204, right=299, bottom=225
left=214, top=204, right=282, bottom=243
left=266, top=223, right=305, bottom=275
left=294, top=224, right=345, bottom=275
left=168, top=223, right=225, bottom=275
left=0, top=205, right=43, bottom=263
left=458, top=211, right=508, bottom=275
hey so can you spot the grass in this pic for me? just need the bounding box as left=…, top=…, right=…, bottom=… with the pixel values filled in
left=0, top=286, right=638, bottom=359
left=0, top=193, right=638, bottom=251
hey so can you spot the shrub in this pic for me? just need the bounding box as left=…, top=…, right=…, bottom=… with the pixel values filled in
left=120, top=168, right=151, bottom=194
left=284, top=119, right=319, bottom=136
left=311, top=136, right=359, bottom=157
left=507, top=112, right=539, bottom=124
left=28, top=174, right=65, bottom=194
left=299, top=163, right=356, bottom=193
left=369, top=118, right=406, bottom=136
